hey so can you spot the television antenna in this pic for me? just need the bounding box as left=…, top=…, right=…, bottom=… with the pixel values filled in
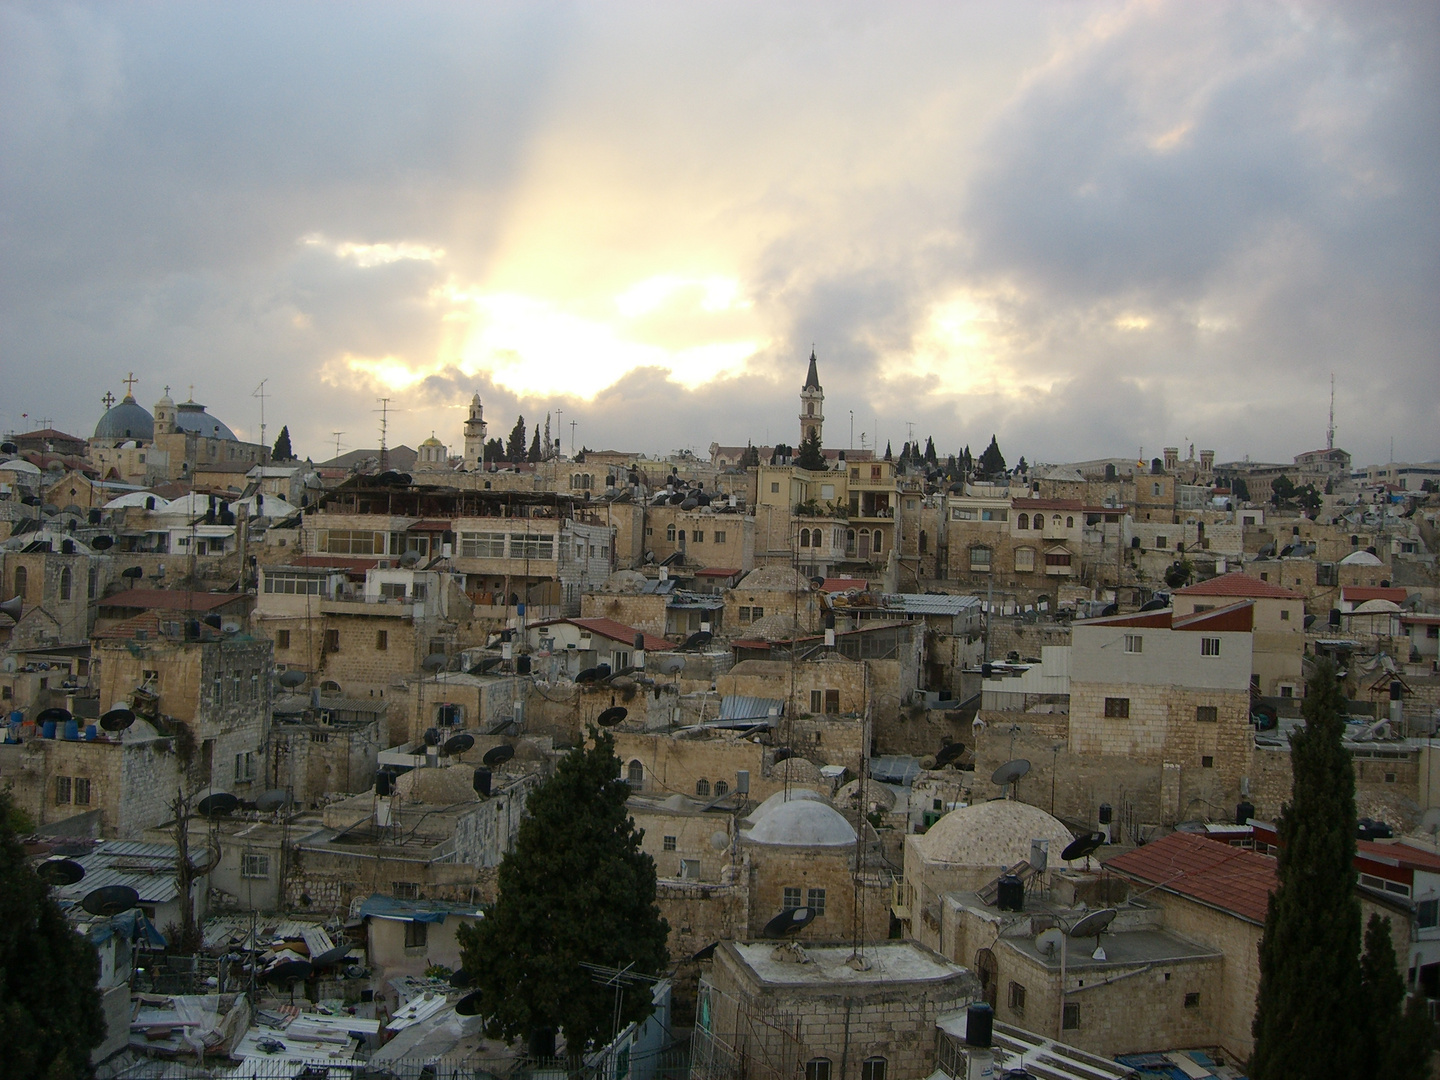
left=253, top=379, right=268, bottom=464
left=376, top=398, right=392, bottom=470
left=577, top=960, right=666, bottom=1041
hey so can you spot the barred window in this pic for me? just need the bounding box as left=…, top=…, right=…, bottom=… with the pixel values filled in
left=263, top=572, right=325, bottom=595
left=55, top=776, right=71, bottom=805
left=1008, top=981, right=1026, bottom=1012
left=320, top=530, right=383, bottom=555
left=73, top=777, right=91, bottom=805
left=1124, top=634, right=1143, bottom=654
left=1202, top=637, right=1221, bottom=656
left=1196, top=706, right=1218, bottom=723
left=509, top=533, right=555, bottom=560
left=1103, top=697, right=1130, bottom=719
left=241, top=853, right=270, bottom=879
left=663, top=836, right=676, bottom=851
left=807, top=888, right=826, bottom=916
left=783, top=887, right=803, bottom=909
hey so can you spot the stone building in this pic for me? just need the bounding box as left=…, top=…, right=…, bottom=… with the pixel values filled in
left=1171, top=572, right=1304, bottom=698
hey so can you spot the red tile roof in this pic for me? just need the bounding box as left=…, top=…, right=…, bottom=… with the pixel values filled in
left=1105, top=831, right=1276, bottom=924
left=1172, top=600, right=1255, bottom=633
left=1175, top=571, right=1302, bottom=600
left=1342, top=586, right=1408, bottom=605
left=98, top=588, right=246, bottom=613
left=821, top=577, right=870, bottom=593
left=1359, top=839, right=1440, bottom=873
left=562, top=617, right=673, bottom=653
left=292, top=555, right=380, bottom=574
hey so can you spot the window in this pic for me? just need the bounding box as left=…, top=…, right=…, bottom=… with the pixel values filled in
left=394, top=881, right=420, bottom=900
left=1152, top=482, right=1163, bottom=496
left=783, top=887, right=803, bottom=910
left=1279, top=685, right=1294, bottom=699
left=861, top=1058, right=887, bottom=1080
left=1103, top=697, right=1130, bottom=719
left=1124, top=634, right=1143, bottom=654
left=459, top=531, right=506, bottom=558
left=13, top=566, right=27, bottom=599
left=825, top=689, right=840, bottom=713
left=1201, top=637, right=1221, bottom=656
left=1062, top=1002, right=1080, bottom=1029
left=509, top=533, right=555, bottom=560
left=680, top=859, right=701, bottom=879
left=55, top=776, right=71, bottom=805
left=799, top=528, right=811, bottom=548
left=1008, top=981, right=1026, bottom=1012
left=1280, top=609, right=1291, bottom=621
left=58, top=567, right=72, bottom=601
left=1196, top=706, right=1218, bottom=723
left=771, top=482, right=780, bottom=493
left=324, top=629, right=341, bottom=652
left=692, top=530, right=704, bottom=543
left=970, top=545, right=992, bottom=571
left=263, top=571, right=325, bottom=594
left=663, top=835, right=677, bottom=852
left=714, top=780, right=729, bottom=796
left=805, top=1059, right=832, bottom=1080
left=1201, top=755, right=1215, bottom=768
left=1418, top=899, right=1438, bottom=929
left=321, top=529, right=384, bottom=555
left=1017, top=514, right=1029, bottom=529
left=1066, top=516, right=1074, bottom=527
left=628, top=760, right=645, bottom=786
left=696, top=779, right=710, bottom=797
left=379, top=581, right=409, bottom=600
left=276, top=629, right=291, bottom=650
left=241, top=853, right=271, bottom=879
left=739, top=606, right=752, bottom=623
left=404, top=920, right=428, bottom=949
left=1044, top=551, right=1072, bottom=567
left=234, top=752, right=256, bottom=783
left=1184, top=992, right=1201, bottom=1009
left=807, top=888, right=826, bottom=916
left=1156, top=536, right=1168, bottom=550
left=751, top=606, right=764, bottom=621
left=73, top=777, right=90, bottom=806
left=714, top=530, right=726, bottom=543
left=1014, top=547, right=1035, bottom=572
left=666, top=524, right=677, bottom=542
left=250, top=669, right=260, bottom=701
left=375, top=629, right=388, bottom=651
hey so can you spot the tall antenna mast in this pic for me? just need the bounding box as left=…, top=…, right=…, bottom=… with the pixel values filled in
left=376, top=398, right=391, bottom=471
left=332, top=431, right=345, bottom=460
left=1327, top=373, right=1336, bottom=451
left=253, top=379, right=269, bottom=465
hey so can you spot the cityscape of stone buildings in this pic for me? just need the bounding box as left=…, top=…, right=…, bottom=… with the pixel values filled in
left=2, top=354, right=1439, bottom=1078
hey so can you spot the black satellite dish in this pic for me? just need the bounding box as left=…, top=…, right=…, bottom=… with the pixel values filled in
left=197, top=791, right=240, bottom=817
left=278, top=669, right=307, bottom=688
left=265, top=958, right=313, bottom=983
left=596, top=706, right=628, bottom=727
left=772, top=747, right=793, bottom=763
left=679, top=631, right=712, bottom=652
left=254, top=789, right=292, bottom=812
left=455, top=991, right=485, bottom=1016
left=482, top=743, right=516, bottom=767
left=443, top=732, right=475, bottom=756
left=99, top=707, right=136, bottom=732
left=121, top=566, right=144, bottom=580
left=83, top=885, right=139, bottom=917
left=36, top=707, right=74, bottom=727
left=311, top=945, right=353, bottom=969
left=1139, top=598, right=1168, bottom=611
left=576, top=667, right=602, bottom=684
left=90, top=535, right=114, bottom=550
left=1068, top=907, right=1117, bottom=943
left=449, top=967, right=474, bottom=989
left=991, top=759, right=1031, bottom=788
left=761, top=906, right=816, bottom=939
left=37, top=858, right=85, bottom=887
left=423, top=727, right=442, bottom=746
left=1061, top=832, right=1107, bottom=863
left=469, top=656, right=504, bottom=675
left=934, top=742, right=967, bottom=768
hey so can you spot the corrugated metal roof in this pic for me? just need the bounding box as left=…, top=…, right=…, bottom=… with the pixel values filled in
left=58, top=840, right=182, bottom=905
left=880, top=594, right=982, bottom=615
left=718, top=695, right=784, bottom=722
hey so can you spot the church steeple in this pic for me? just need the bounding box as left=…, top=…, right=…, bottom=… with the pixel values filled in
left=799, top=348, right=824, bottom=446
left=462, top=392, right=488, bottom=470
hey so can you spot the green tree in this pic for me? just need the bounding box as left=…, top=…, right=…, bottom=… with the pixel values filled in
left=507, top=417, right=527, bottom=464
left=795, top=429, right=826, bottom=471
left=271, top=425, right=294, bottom=461
left=1164, top=559, right=1194, bottom=590
left=1016, top=455, right=1028, bottom=475
left=977, top=435, right=1006, bottom=478
left=527, top=428, right=542, bottom=463
left=457, top=729, right=669, bottom=1055
left=739, top=444, right=760, bottom=468
left=1, top=792, right=105, bottom=1078
left=923, top=437, right=938, bottom=466
left=1251, top=657, right=1362, bottom=1078
left=883, top=440, right=893, bottom=461
left=1296, top=483, right=1322, bottom=513
left=483, top=438, right=505, bottom=464
left=1359, top=913, right=1432, bottom=1078
left=1270, top=475, right=1297, bottom=505
left=1232, top=477, right=1251, bottom=501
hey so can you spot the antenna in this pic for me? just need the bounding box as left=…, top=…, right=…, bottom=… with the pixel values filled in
left=1327, top=373, right=1335, bottom=451
left=376, top=398, right=391, bottom=471
left=332, top=431, right=345, bottom=460
left=253, top=379, right=268, bottom=464
left=569, top=419, right=578, bottom=455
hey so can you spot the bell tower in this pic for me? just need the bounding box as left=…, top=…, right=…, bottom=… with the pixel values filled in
left=462, top=393, right=487, bottom=470
left=799, top=349, right=824, bottom=445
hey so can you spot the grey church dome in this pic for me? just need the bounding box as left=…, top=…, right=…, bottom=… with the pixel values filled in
left=93, top=396, right=154, bottom=441
left=174, top=400, right=237, bottom=441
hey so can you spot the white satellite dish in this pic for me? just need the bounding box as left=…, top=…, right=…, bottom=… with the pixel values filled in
left=1035, top=927, right=1064, bottom=958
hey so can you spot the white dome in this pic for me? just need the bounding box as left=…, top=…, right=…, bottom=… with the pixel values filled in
left=746, top=798, right=856, bottom=847
left=743, top=787, right=828, bottom=827
left=1340, top=550, right=1383, bottom=566
left=0, top=459, right=42, bottom=474
left=230, top=495, right=298, bottom=518
left=920, top=800, right=1073, bottom=868
left=159, top=493, right=218, bottom=516
left=1354, top=598, right=1400, bottom=613
left=103, top=491, right=159, bottom=509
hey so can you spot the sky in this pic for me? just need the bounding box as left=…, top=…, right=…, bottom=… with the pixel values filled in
left=2, top=1, right=1437, bottom=468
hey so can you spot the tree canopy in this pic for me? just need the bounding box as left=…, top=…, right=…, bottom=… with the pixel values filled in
left=527, top=428, right=542, bottom=463
left=739, top=444, right=760, bottom=468
left=977, top=435, right=1006, bottom=478
left=1, top=792, right=105, bottom=1078
left=507, top=417, right=527, bottom=464
left=1358, top=913, right=1432, bottom=1077
left=270, top=425, right=294, bottom=461
left=923, top=436, right=938, bottom=465
left=795, top=429, right=826, bottom=471
left=457, top=729, right=669, bottom=1055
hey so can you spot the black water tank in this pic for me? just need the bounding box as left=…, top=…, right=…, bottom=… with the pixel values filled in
left=375, top=771, right=393, bottom=796
left=515, top=655, right=531, bottom=675
left=1236, top=800, right=1255, bottom=826
left=1391, top=681, right=1403, bottom=701
left=965, top=1002, right=994, bottom=1048
left=1098, top=803, right=1113, bottom=825
left=996, top=875, right=1024, bottom=912
left=473, top=767, right=492, bottom=797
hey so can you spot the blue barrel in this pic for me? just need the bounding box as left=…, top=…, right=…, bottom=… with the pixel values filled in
left=42, top=720, right=57, bottom=739
left=8, top=710, right=21, bottom=726
left=85, top=724, right=98, bottom=741
left=64, top=718, right=80, bottom=741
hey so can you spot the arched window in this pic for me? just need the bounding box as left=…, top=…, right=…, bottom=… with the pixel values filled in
left=805, top=1059, right=833, bottom=1080
left=861, top=1058, right=887, bottom=1080
left=714, top=780, right=729, bottom=796
left=1052, top=515, right=1062, bottom=529
left=1066, top=516, right=1074, bottom=528
left=58, top=567, right=71, bottom=601
left=799, top=528, right=811, bottom=548
left=627, top=760, right=644, bottom=787
left=873, top=531, right=884, bottom=554
left=845, top=529, right=856, bottom=554
left=807, top=402, right=814, bottom=416
left=13, top=566, right=26, bottom=599
left=1033, top=515, right=1043, bottom=530
left=696, top=779, right=710, bottom=797
left=666, top=524, right=677, bottom=542
left=1017, top=513, right=1028, bottom=530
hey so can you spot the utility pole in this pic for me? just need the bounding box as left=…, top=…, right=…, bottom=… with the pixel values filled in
left=554, top=408, right=563, bottom=456
left=253, top=379, right=268, bottom=465
left=1327, top=373, right=1336, bottom=452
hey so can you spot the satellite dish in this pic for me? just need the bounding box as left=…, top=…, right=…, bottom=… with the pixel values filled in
left=99, top=707, right=136, bottom=732
left=399, top=549, right=422, bottom=567
left=575, top=667, right=603, bottom=684
left=762, top=906, right=816, bottom=939
left=482, top=743, right=516, bottom=767
left=278, top=669, right=307, bottom=688
left=469, top=656, right=504, bottom=675
left=121, top=566, right=144, bottom=580
left=597, top=706, right=628, bottom=727
left=197, top=791, right=240, bottom=817
left=422, top=653, right=448, bottom=672
left=991, top=759, right=1031, bottom=787
left=36, top=707, right=74, bottom=727
left=934, top=742, right=967, bottom=768
left=265, top=958, right=313, bottom=983
left=311, top=945, right=354, bottom=968
left=711, top=831, right=729, bottom=851
left=82, top=885, right=139, bottom=917
left=655, top=654, right=686, bottom=676
left=443, top=732, right=475, bottom=756
left=449, top=967, right=473, bottom=988
left=0, top=596, right=21, bottom=621
left=1035, top=927, right=1064, bottom=957
left=37, top=858, right=86, bottom=887
left=1139, top=598, right=1167, bottom=611
left=455, top=991, right=485, bottom=1016
left=1068, top=907, right=1117, bottom=960
left=772, top=748, right=793, bottom=763
left=1061, top=832, right=1107, bottom=863
left=680, top=631, right=712, bottom=652
left=90, top=535, right=114, bottom=550
left=254, top=789, right=292, bottom=812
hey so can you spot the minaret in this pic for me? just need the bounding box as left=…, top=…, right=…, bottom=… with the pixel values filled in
left=463, top=393, right=488, bottom=469
left=153, top=385, right=177, bottom=436
left=800, top=348, right=824, bottom=445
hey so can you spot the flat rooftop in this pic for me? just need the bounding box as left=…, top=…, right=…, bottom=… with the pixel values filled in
left=730, top=940, right=964, bottom=987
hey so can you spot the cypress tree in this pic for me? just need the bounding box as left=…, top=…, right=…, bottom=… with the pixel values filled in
left=271, top=425, right=294, bottom=461
left=1, top=793, right=106, bottom=1078
left=457, top=728, right=669, bottom=1055
left=923, top=436, right=938, bottom=465
left=795, top=429, right=826, bottom=471
left=977, top=435, right=1006, bottom=478
left=1251, top=657, right=1362, bottom=1078
left=527, top=429, right=542, bottom=463
left=507, top=417, right=527, bottom=463
left=883, top=441, right=892, bottom=461
left=1359, top=913, right=1432, bottom=1079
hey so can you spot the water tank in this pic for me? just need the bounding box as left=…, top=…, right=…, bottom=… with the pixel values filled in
left=516, top=655, right=531, bottom=675
left=473, top=767, right=492, bottom=797
left=1098, top=803, right=1113, bottom=825
left=1236, top=800, right=1255, bottom=826
left=996, top=875, right=1024, bottom=912
left=965, top=1002, right=994, bottom=1048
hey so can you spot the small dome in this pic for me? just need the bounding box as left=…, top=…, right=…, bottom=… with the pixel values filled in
left=1340, top=550, right=1383, bottom=566
left=1354, top=598, right=1401, bottom=613
left=744, top=787, right=827, bottom=826
left=736, top=566, right=811, bottom=592
left=0, top=458, right=42, bottom=474
left=421, top=435, right=444, bottom=447
left=103, top=490, right=159, bottom=509
left=746, top=798, right=855, bottom=847
left=93, top=395, right=155, bottom=441
left=173, top=400, right=237, bottom=441
left=920, top=800, right=1073, bottom=868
